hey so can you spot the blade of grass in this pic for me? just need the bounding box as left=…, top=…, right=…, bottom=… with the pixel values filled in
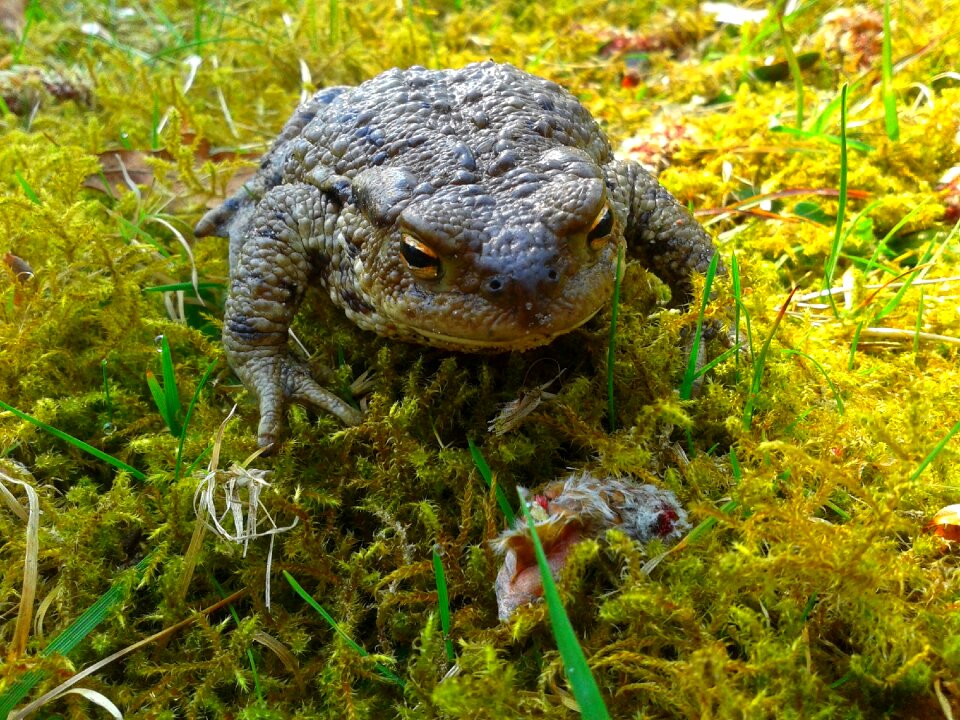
left=101, top=359, right=114, bottom=433
left=770, top=125, right=873, bottom=153
left=175, top=359, right=218, bottom=482
left=0, top=399, right=145, bottom=480
left=467, top=437, right=514, bottom=525
left=692, top=344, right=740, bottom=380
left=517, top=491, right=610, bottom=720
left=11, top=1, right=39, bottom=64
left=146, top=371, right=173, bottom=432
left=0, top=553, right=154, bottom=716
left=823, top=83, right=849, bottom=314
left=283, top=571, right=405, bottom=687
left=913, top=288, right=924, bottom=358
left=606, top=244, right=624, bottom=432
left=14, top=171, right=41, bottom=205
left=742, top=287, right=798, bottom=431
left=680, top=252, right=721, bottom=401
left=159, top=336, right=183, bottom=436
left=731, top=252, right=742, bottom=381
left=431, top=545, right=456, bottom=664
left=875, top=223, right=957, bottom=321
left=881, top=0, right=899, bottom=141
left=8, top=587, right=246, bottom=720
left=848, top=320, right=865, bottom=369
left=142, top=281, right=224, bottom=293
left=811, top=77, right=863, bottom=134
left=863, top=199, right=932, bottom=275
left=908, top=418, right=960, bottom=483
left=781, top=349, right=844, bottom=414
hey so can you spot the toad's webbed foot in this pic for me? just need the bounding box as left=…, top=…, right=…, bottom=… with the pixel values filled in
left=233, top=351, right=361, bottom=450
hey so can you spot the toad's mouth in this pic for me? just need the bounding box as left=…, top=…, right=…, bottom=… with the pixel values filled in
left=401, top=301, right=604, bottom=350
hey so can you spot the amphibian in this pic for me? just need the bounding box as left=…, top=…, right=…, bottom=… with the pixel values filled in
left=196, top=62, right=717, bottom=448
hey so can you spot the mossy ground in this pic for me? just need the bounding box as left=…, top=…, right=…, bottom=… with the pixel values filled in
left=1, top=1, right=959, bottom=718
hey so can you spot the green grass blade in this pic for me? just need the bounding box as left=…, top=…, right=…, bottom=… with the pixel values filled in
left=742, top=288, right=797, bottom=431
left=769, top=125, right=873, bottom=153
left=731, top=252, right=742, bottom=381
left=913, top=288, right=924, bottom=358
left=283, top=571, right=405, bottom=687
left=0, top=399, right=145, bottom=480
left=142, top=281, right=224, bottom=293
left=679, top=252, right=720, bottom=400
left=175, top=359, right=218, bottom=482
left=823, top=83, right=849, bottom=310
left=146, top=370, right=172, bottom=431
left=730, top=447, right=742, bottom=481
left=863, top=199, right=932, bottom=275
left=875, top=222, right=957, bottom=320
left=0, top=554, right=154, bottom=716
left=881, top=0, right=900, bottom=141
left=101, top=359, right=114, bottom=431
left=432, top=545, right=456, bottom=664
left=467, top=437, right=515, bottom=525
left=517, top=492, right=610, bottom=720
left=159, top=336, right=183, bottom=437
left=908, top=418, right=960, bottom=482
left=692, top=344, right=739, bottom=380
left=781, top=350, right=844, bottom=414
left=811, top=76, right=864, bottom=134
left=14, top=171, right=41, bottom=205
left=606, top=244, right=624, bottom=432
left=848, top=320, right=865, bottom=369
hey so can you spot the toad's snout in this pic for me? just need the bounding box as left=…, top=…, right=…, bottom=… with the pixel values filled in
left=478, top=225, right=566, bottom=314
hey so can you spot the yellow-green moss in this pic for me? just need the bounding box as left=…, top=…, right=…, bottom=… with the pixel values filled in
left=1, top=1, right=960, bottom=718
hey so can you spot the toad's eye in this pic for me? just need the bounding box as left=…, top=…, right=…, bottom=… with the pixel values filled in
left=400, top=235, right=441, bottom=280
left=587, top=204, right=614, bottom=250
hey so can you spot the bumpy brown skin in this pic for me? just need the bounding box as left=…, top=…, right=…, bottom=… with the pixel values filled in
left=196, top=62, right=717, bottom=448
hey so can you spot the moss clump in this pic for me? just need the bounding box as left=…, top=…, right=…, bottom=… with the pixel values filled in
left=2, top=1, right=960, bottom=718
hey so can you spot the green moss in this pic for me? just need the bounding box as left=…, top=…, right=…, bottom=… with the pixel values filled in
left=1, top=0, right=960, bottom=718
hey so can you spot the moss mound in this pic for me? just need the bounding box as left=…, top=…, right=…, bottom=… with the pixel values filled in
left=1, top=1, right=959, bottom=718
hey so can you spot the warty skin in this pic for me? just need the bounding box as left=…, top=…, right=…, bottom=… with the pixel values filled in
left=196, top=61, right=718, bottom=448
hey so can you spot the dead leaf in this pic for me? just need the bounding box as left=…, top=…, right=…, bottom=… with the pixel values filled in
left=926, top=504, right=960, bottom=543
left=0, top=0, right=24, bottom=34
left=83, top=128, right=259, bottom=212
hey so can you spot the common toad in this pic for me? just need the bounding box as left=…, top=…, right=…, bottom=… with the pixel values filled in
left=196, top=62, right=717, bottom=448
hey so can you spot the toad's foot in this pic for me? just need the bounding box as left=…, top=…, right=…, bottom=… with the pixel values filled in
left=235, top=352, right=362, bottom=450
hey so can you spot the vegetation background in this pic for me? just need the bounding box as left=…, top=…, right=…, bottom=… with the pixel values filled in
left=1, top=0, right=959, bottom=718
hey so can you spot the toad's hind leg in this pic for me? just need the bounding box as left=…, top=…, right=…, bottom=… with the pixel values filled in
left=224, top=182, right=360, bottom=449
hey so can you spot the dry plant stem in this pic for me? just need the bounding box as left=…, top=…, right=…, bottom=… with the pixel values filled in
left=1, top=465, right=40, bottom=658
left=178, top=405, right=238, bottom=604
left=860, top=327, right=960, bottom=346
left=10, top=588, right=249, bottom=720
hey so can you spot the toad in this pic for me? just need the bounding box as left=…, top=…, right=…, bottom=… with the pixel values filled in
left=196, top=62, right=717, bottom=447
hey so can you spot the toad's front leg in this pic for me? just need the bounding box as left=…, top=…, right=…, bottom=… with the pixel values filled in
left=616, top=159, right=719, bottom=305
left=224, top=183, right=361, bottom=449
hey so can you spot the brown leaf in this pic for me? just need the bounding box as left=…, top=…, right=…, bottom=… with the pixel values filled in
left=926, top=504, right=960, bottom=543
left=0, top=0, right=24, bottom=34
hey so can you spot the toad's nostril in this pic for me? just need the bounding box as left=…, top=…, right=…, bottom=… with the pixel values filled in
left=488, top=277, right=504, bottom=293
left=546, top=268, right=559, bottom=282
